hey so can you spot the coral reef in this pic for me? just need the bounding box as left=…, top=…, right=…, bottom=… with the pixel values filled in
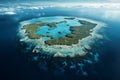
left=18, top=16, right=107, bottom=74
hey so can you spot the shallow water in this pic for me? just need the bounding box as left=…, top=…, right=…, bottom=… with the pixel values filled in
left=36, top=23, right=71, bottom=39
left=35, top=17, right=81, bottom=39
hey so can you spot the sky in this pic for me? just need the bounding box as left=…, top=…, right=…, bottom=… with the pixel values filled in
left=0, top=0, right=120, bottom=3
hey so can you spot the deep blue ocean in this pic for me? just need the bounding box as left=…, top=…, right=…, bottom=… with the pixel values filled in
left=0, top=5, right=120, bottom=80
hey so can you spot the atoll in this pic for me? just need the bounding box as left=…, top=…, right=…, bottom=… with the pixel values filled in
left=18, top=16, right=106, bottom=58
left=18, top=16, right=107, bottom=74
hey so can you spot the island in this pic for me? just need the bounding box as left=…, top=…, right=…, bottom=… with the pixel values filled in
left=23, top=17, right=97, bottom=45
left=18, top=16, right=106, bottom=74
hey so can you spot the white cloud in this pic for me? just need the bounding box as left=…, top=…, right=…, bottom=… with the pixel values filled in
left=0, top=2, right=120, bottom=15
left=53, top=3, right=120, bottom=9
left=0, top=7, right=16, bottom=15
left=4, top=11, right=16, bottom=15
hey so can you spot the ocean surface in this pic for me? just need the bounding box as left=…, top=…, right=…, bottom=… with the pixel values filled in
left=0, top=4, right=120, bottom=80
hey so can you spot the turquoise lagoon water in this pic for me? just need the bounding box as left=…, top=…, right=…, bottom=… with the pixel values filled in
left=36, top=23, right=71, bottom=39
left=36, top=17, right=81, bottom=39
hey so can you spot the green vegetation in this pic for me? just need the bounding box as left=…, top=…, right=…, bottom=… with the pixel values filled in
left=56, top=20, right=67, bottom=24
left=78, top=20, right=97, bottom=27
left=45, top=20, right=97, bottom=45
left=64, top=17, right=75, bottom=20
left=38, top=20, right=67, bottom=28
left=23, top=20, right=67, bottom=39
left=23, top=18, right=97, bottom=45
left=38, top=22, right=56, bottom=28
left=45, top=37, right=78, bottom=45
left=23, top=24, right=42, bottom=39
